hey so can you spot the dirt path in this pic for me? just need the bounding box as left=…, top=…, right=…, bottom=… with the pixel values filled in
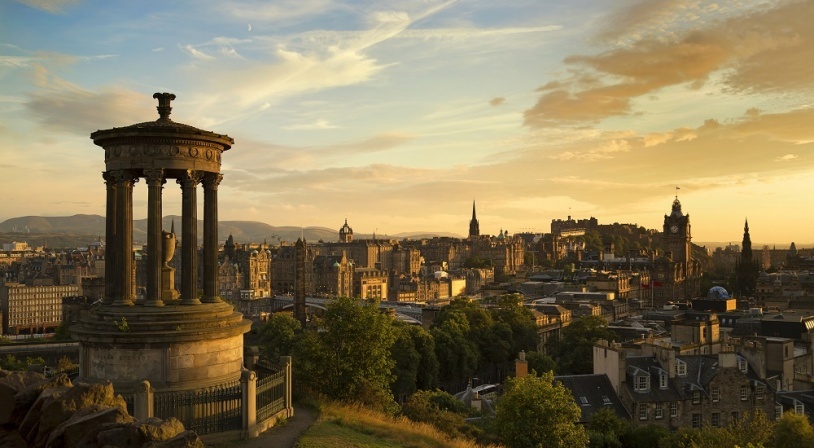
left=209, top=405, right=318, bottom=448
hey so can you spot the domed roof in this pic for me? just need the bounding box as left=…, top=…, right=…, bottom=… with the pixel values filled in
left=707, top=286, right=730, bottom=300
left=91, top=93, right=233, bottom=148
left=333, top=261, right=341, bottom=268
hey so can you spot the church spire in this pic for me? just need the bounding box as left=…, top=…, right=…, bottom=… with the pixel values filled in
left=469, top=200, right=480, bottom=238
left=742, top=218, right=752, bottom=260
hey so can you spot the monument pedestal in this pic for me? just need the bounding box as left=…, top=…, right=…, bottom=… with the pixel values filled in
left=71, top=302, right=251, bottom=394
left=161, top=267, right=180, bottom=302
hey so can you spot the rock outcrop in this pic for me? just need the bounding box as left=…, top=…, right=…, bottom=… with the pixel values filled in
left=0, top=370, right=203, bottom=448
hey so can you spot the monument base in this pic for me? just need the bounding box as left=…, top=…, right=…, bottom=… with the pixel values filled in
left=71, top=302, right=251, bottom=394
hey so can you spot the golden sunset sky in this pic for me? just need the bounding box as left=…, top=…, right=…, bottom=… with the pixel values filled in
left=1, top=0, right=812, bottom=245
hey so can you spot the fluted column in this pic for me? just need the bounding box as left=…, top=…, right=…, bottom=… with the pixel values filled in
left=179, top=170, right=203, bottom=305
left=144, top=169, right=165, bottom=307
left=102, top=171, right=117, bottom=305
left=202, top=173, right=223, bottom=303
left=113, top=170, right=137, bottom=306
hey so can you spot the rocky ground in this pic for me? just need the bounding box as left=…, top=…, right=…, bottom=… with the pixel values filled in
left=0, top=369, right=203, bottom=448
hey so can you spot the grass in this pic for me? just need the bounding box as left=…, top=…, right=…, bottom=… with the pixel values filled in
left=298, top=399, right=498, bottom=448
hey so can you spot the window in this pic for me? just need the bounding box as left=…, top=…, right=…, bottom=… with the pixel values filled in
left=693, top=391, right=701, bottom=404
left=602, top=395, right=612, bottom=405
left=756, top=386, right=765, bottom=400
left=660, top=372, right=668, bottom=389
left=692, top=413, right=701, bottom=428
left=635, top=375, right=650, bottom=392
left=711, top=412, right=720, bottom=427
left=795, top=401, right=805, bottom=415
left=655, top=402, right=664, bottom=419
left=776, top=405, right=784, bottom=419
left=580, top=396, right=589, bottom=405
left=738, top=357, right=748, bottom=373
left=731, top=411, right=739, bottom=423
left=740, top=386, right=748, bottom=401
left=639, top=403, right=648, bottom=420
left=670, top=402, right=678, bottom=417
left=711, top=386, right=720, bottom=402
left=676, top=360, right=687, bottom=377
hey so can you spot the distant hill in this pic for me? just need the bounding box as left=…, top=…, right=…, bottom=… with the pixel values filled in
left=0, top=215, right=462, bottom=248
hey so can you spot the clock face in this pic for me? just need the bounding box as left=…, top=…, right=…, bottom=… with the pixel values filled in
left=670, top=225, right=679, bottom=234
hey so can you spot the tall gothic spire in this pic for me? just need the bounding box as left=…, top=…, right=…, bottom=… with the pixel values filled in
left=742, top=218, right=752, bottom=260
left=469, top=200, right=480, bottom=238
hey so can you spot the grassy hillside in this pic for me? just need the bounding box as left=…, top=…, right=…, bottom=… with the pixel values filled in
left=298, top=400, right=497, bottom=448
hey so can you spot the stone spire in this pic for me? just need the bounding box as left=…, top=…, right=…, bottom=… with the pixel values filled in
left=469, top=200, right=480, bottom=238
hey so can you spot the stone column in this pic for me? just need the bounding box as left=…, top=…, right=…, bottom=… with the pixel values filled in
left=179, top=170, right=203, bottom=305
left=134, top=380, right=154, bottom=420
left=113, top=170, right=137, bottom=306
left=102, top=171, right=117, bottom=305
left=281, top=356, right=293, bottom=416
left=202, top=173, right=223, bottom=303
left=241, top=369, right=257, bottom=432
left=144, top=169, right=165, bottom=307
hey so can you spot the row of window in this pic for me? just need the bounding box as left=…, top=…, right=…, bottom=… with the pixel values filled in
left=639, top=402, right=679, bottom=420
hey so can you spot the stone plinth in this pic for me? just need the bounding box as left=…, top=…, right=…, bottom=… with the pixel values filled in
left=71, top=302, right=251, bottom=394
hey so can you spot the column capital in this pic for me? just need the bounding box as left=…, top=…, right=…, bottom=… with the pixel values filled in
left=202, top=172, right=223, bottom=190
left=143, top=168, right=165, bottom=186
left=102, top=171, right=115, bottom=185
left=111, top=169, right=139, bottom=186
left=177, top=170, right=204, bottom=188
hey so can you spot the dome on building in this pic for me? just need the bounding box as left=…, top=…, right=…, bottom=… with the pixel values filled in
left=707, top=286, right=730, bottom=300
left=333, top=261, right=341, bottom=268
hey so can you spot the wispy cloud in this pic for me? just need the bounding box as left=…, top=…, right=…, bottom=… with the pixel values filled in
left=14, top=0, right=78, bottom=14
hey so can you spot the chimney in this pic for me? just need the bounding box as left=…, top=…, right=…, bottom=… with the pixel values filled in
left=515, top=351, right=528, bottom=378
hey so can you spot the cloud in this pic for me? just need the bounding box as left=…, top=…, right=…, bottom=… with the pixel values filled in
left=282, top=119, right=339, bottom=130
left=524, top=0, right=814, bottom=128
left=217, top=0, right=337, bottom=23
left=180, top=44, right=215, bottom=60
left=775, top=154, right=798, bottom=162
left=14, top=0, right=78, bottom=13
left=26, top=71, right=154, bottom=135
left=489, top=97, right=505, bottom=106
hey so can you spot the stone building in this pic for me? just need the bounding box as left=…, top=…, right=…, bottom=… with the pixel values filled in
left=650, top=197, right=702, bottom=307
left=1, top=282, right=79, bottom=335
left=312, top=252, right=354, bottom=297
left=595, top=340, right=777, bottom=429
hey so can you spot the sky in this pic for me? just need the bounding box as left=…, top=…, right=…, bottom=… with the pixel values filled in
left=1, top=0, right=813, bottom=246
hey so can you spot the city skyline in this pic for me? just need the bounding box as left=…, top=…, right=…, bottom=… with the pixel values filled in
left=1, top=0, right=813, bottom=243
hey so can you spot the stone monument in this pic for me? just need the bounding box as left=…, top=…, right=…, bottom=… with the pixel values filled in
left=71, top=93, right=252, bottom=394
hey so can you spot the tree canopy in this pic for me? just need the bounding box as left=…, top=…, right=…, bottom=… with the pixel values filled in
left=494, top=372, right=588, bottom=448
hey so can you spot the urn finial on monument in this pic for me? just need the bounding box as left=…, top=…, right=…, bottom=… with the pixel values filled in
left=153, top=92, right=176, bottom=120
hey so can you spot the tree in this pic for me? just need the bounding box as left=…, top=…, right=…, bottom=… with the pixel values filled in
left=491, top=294, right=539, bottom=357
left=401, top=390, right=472, bottom=437
left=53, top=322, right=72, bottom=340
left=547, top=315, right=617, bottom=374
left=494, top=372, right=588, bottom=448
left=391, top=323, right=439, bottom=400
left=525, top=350, right=557, bottom=375
left=256, top=313, right=301, bottom=359
left=294, top=297, right=396, bottom=411
left=587, top=408, right=629, bottom=448
left=770, top=412, right=814, bottom=448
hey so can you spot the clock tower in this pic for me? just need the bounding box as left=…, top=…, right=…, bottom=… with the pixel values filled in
left=663, top=196, right=691, bottom=268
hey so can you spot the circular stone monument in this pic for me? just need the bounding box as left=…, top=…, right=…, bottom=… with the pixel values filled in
left=71, top=93, right=251, bottom=394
